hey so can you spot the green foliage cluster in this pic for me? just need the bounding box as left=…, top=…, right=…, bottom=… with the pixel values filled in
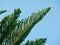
left=0, top=7, right=51, bottom=45
left=25, top=38, right=47, bottom=45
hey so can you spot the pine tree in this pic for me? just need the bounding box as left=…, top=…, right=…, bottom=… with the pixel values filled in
left=0, top=7, right=51, bottom=45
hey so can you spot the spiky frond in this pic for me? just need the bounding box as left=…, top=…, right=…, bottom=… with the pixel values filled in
left=0, top=7, right=51, bottom=45
left=12, top=7, right=51, bottom=45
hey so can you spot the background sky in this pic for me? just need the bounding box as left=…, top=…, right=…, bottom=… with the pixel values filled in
left=0, top=0, right=60, bottom=45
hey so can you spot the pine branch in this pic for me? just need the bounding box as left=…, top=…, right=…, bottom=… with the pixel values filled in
left=12, top=7, right=51, bottom=45
left=0, top=7, right=51, bottom=45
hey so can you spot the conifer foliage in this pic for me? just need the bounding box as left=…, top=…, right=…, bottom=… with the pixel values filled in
left=0, top=7, right=51, bottom=45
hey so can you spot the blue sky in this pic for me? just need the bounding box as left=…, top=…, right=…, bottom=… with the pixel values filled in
left=0, top=0, right=60, bottom=45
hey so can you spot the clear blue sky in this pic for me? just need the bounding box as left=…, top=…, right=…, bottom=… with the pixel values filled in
left=0, top=0, right=60, bottom=45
